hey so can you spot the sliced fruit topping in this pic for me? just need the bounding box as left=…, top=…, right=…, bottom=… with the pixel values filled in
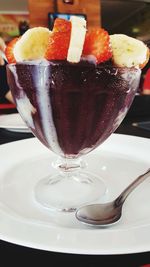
left=5, top=18, right=149, bottom=69
left=5, top=38, right=19, bottom=63
left=139, top=48, right=149, bottom=69
left=67, top=16, right=86, bottom=63
left=45, top=18, right=71, bottom=60
left=13, top=27, right=50, bottom=61
left=53, top=17, right=71, bottom=33
left=110, top=34, right=149, bottom=69
left=83, top=28, right=112, bottom=64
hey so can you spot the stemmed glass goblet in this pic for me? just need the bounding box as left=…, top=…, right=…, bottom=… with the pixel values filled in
left=7, top=60, right=141, bottom=212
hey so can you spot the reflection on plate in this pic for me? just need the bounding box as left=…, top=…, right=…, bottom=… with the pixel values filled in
left=0, top=134, right=150, bottom=255
left=0, top=113, right=30, bottom=133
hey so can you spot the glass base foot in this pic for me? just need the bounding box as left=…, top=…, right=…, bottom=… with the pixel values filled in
left=34, top=171, right=107, bottom=212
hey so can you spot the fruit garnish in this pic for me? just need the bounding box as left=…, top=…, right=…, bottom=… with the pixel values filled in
left=139, top=48, right=150, bottom=69
left=53, top=17, right=71, bottom=33
left=45, top=18, right=71, bottom=60
left=110, top=34, right=149, bottom=68
left=5, top=38, right=19, bottom=63
left=5, top=17, right=149, bottom=69
left=13, top=27, right=50, bottom=61
left=67, top=16, right=86, bottom=63
left=82, top=28, right=112, bottom=64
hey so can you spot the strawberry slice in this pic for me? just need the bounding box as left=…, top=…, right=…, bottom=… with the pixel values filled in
left=45, top=18, right=71, bottom=60
left=53, top=18, right=71, bottom=33
left=5, top=38, right=19, bottom=63
left=83, top=28, right=112, bottom=63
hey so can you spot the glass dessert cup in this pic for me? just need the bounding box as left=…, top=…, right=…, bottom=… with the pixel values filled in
left=7, top=60, right=141, bottom=212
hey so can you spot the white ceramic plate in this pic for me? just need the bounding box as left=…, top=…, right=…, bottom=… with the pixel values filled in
left=0, top=113, right=30, bottom=133
left=0, top=134, right=150, bottom=255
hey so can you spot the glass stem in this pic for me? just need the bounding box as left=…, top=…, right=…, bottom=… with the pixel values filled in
left=52, top=156, right=87, bottom=174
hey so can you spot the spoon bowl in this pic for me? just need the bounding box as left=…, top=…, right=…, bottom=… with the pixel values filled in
left=76, top=202, right=122, bottom=226
left=76, top=169, right=150, bottom=226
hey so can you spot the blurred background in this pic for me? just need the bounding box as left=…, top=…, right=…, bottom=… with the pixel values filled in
left=0, top=0, right=150, bottom=40
left=0, top=0, right=150, bottom=41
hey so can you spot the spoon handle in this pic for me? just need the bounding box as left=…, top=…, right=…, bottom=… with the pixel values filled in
left=115, top=168, right=150, bottom=207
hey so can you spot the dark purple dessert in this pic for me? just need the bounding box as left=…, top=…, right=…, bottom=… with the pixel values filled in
left=7, top=60, right=141, bottom=157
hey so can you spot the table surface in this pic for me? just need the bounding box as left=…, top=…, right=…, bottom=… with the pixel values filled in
left=0, top=108, right=150, bottom=267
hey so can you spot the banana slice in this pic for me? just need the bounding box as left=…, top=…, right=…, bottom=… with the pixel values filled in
left=67, top=16, right=86, bottom=63
left=14, top=27, right=50, bottom=61
left=110, top=34, right=149, bottom=68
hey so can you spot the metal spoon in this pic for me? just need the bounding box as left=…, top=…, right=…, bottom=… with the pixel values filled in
left=76, top=168, right=150, bottom=226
